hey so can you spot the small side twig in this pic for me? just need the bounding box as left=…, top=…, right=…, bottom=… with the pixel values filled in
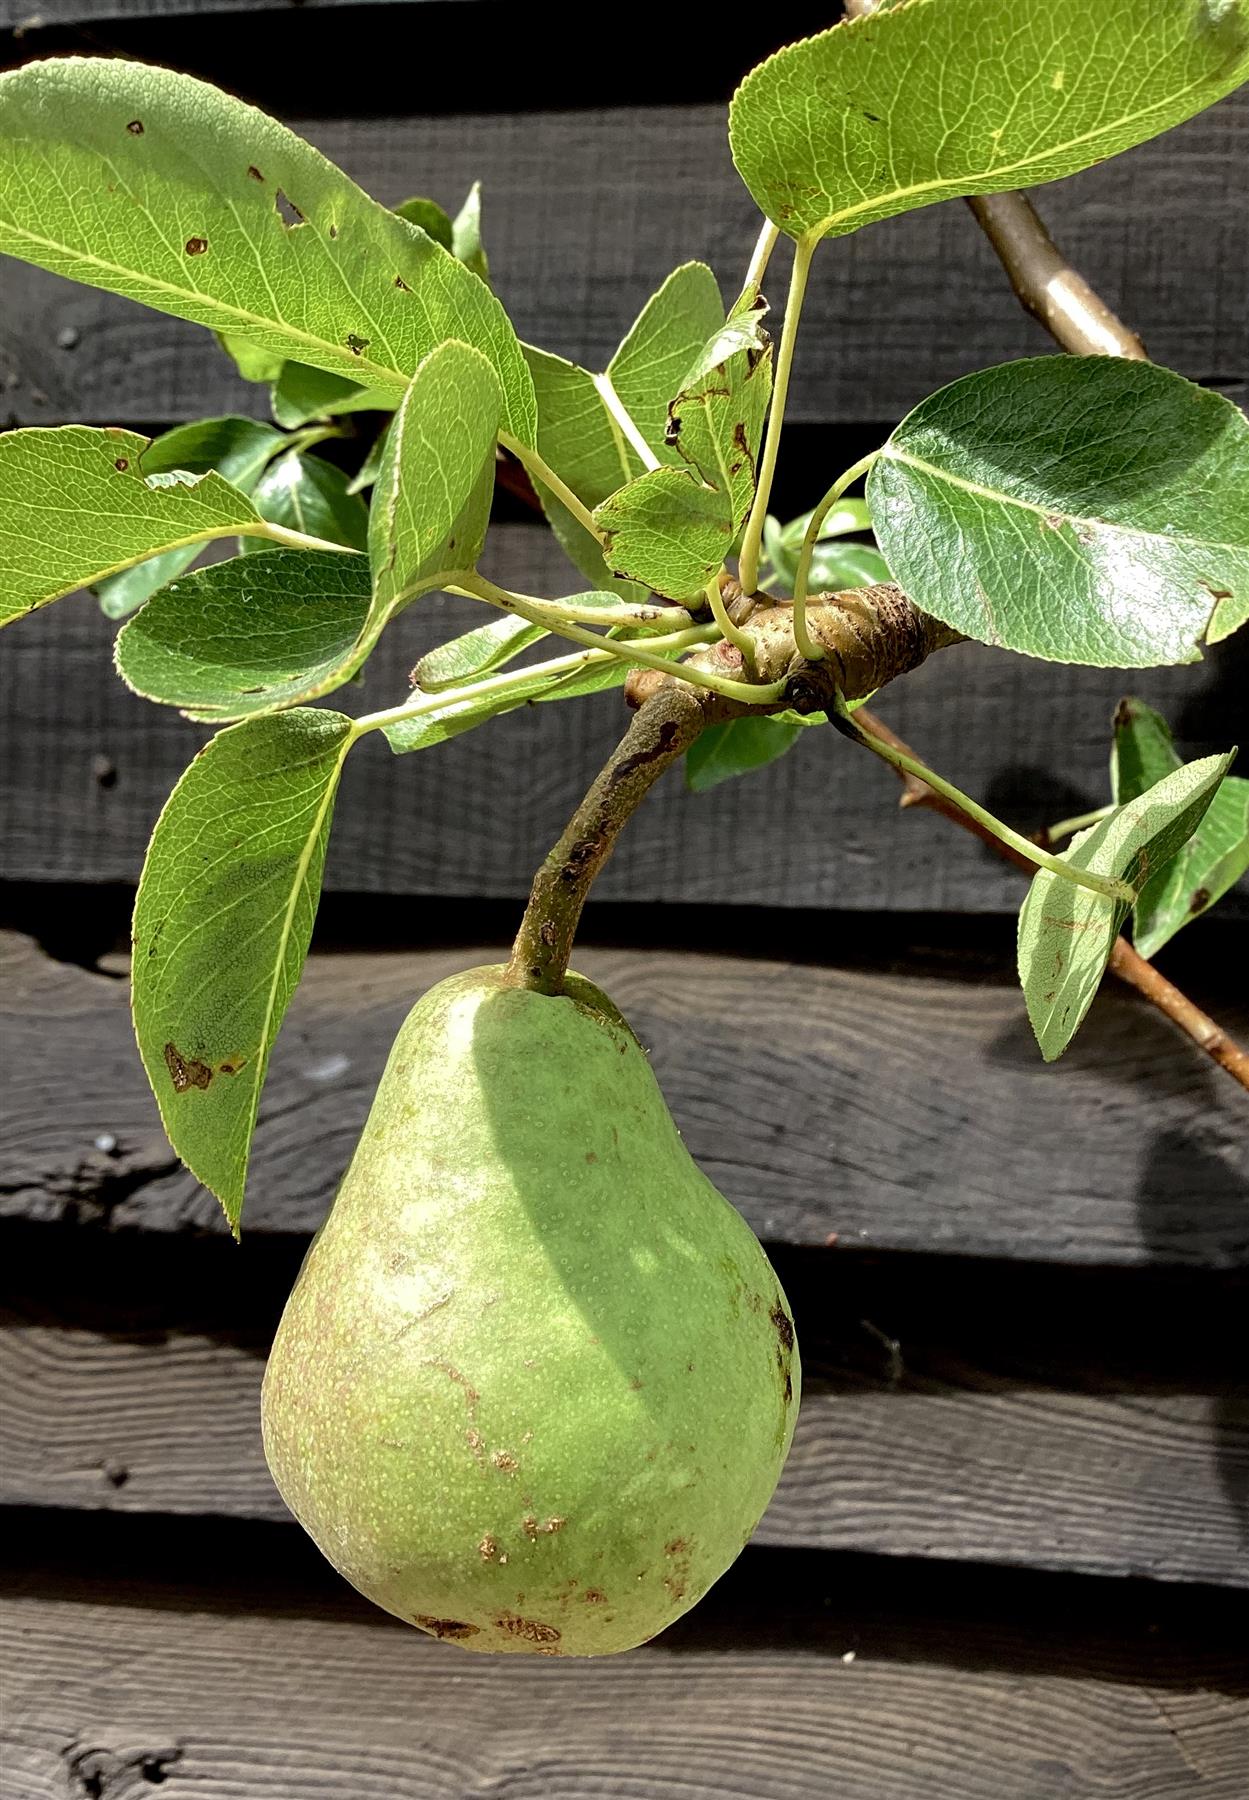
left=854, top=706, right=1249, bottom=1093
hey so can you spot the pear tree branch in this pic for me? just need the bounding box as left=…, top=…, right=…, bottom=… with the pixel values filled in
left=853, top=705, right=1249, bottom=1093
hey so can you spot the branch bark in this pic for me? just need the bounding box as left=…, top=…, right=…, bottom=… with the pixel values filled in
left=506, top=685, right=728, bottom=995
left=854, top=705, right=1249, bottom=1092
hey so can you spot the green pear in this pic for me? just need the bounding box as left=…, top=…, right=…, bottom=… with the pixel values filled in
left=261, top=965, right=799, bottom=1656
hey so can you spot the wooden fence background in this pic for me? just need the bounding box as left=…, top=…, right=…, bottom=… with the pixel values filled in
left=1, top=3, right=1247, bottom=1795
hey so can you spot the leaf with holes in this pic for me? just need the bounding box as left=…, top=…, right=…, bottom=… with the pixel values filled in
left=96, top=415, right=290, bottom=619
left=115, top=550, right=372, bottom=720
left=0, top=425, right=301, bottom=627
left=1111, top=697, right=1249, bottom=957
left=868, top=358, right=1249, bottom=668
left=132, top=707, right=356, bottom=1228
left=1018, top=753, right=1234, bottom=1060
left=730, top=0, right=1249, bottom=241
left=0, top=58, right=535, bottom=440
left=242, top=452, right=369, bottom=555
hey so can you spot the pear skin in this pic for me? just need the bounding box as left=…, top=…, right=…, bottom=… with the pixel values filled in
left=261, top=966, right=799, bottom=1655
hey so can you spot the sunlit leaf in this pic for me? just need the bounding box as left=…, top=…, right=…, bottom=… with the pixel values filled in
left=242, top=451, right=368, bottom=554
left=0, top=58, right=535, bottom=439
left=730, top=0, right=1249, bottom=241
left=132, top=707, right=356, bottom=1228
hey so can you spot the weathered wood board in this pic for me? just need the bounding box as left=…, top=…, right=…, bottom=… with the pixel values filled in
left=3, top=930, right=1246, bottom=1263
left=4, top=1527, right=1248, bottom=1800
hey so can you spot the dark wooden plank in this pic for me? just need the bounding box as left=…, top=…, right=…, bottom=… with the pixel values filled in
left=4, top=1274, right=1245, bottom=1584
left=2, top=94, right=1244, bottom=429
left=2, top=930, right=1246, bottom=1263
left=2, top=522, right=1246, bottom=911
left=4, top=1522, right=1248, bottom=1800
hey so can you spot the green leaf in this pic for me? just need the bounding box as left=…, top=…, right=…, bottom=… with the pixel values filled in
left=1018, top=752, right=1234, bottom=1059
left=96, top=415, right=289, bottom=618
left=0, top=425, right=275, bottom=627
left=730, top=0, right=1249, bottom=241
left=594, top=466, right=732, bottom=600
left=413, top=615, right=548, bottom=692
left=0, top=57, right=535, bottom=441
left=132, top=707, right=355, bottom=1227
left=868, top=358, right=1249, bottom=668
left=1111, top=697, right=1249, bottom=957
left=607, top=262, right=724, bottom=460
left=369, top=340, right=501, bottom=618
left=685, top=715, right=806, bottom=792
left=383, top=654, right=629, bottom=755
left=393, top=195, right=454, bottom=251
left=115, top=550, right=372, bottom=720
left=451, top=181, right=489, bottom=283
left=665, top=307, right=773, bottom=537
left=217, top=331, right=286, bottom=383
left=242, top=451, right=369, bottom=554
left=346, top=423, right=390, bottom=496
left=807, top=539, right=890, bottom=592
left=522, top=265, right=725, bottom=598
left=270, top=362, right=394, bottom=430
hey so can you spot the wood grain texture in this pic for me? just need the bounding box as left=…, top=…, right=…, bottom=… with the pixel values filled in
left=2, top=930, right=1246, bottom=1263
left=3, top=523, right=1246, bottom=911
left=3, top=1290, right=1245, bottom=1586
left=2, top=95, right=1244, bottom=430
left=4, top=1534, right=1248, bottom=1800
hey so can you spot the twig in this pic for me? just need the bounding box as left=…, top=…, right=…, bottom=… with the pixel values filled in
left=854, top=706, right=1249, bottom=1093
left=506, top=685, right=733, bottom=995
left=841, top=0, right=1146, bottom=360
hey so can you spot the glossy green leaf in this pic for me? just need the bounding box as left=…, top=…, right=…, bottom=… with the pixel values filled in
left=1018, top=753, right=1234, bottom=1059
left=393, top=195, right=454, bottom=251
left=869, top=358, right=1249, bottom=668
left=413, top=614, right=548, bottom=692
left=807, top=540, right=891, bottom=593
left=96, top=415, right=289, bottom=618
left=685, top=715, right=806, bottom=792
left=242, top=452, right=368, bottom=554
left=451, top=181, right=489, bottom=283
left=1111, top=697, right=1249, bottom=957
left=132, top=707, right=356, bottom=1227
left=763, top=500, right=878, bottom=589
left=594, top=466, right=732, bottom=600
left=270, top=362, right=394, bottom=430
left=730, top=0, right=1249, bottom=241
left=115, top=550, right=372, bottom=720
left=0, top=58, right=535, bottom=440
left=369, top=340, right=501, bottom=618
left=0, top=425, right=278, bottom=627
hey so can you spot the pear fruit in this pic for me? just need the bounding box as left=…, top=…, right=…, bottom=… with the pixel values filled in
left=261, top=965, right=799, bottom=1656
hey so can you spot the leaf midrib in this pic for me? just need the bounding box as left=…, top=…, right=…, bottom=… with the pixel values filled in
left=882, top=445, right=1246, bottom=557
left=806, top=67, right=1229, bottom=238
left=0, top=217, right=410, bottom=400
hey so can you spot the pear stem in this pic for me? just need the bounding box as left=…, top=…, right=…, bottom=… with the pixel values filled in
left=505, top=686, right=721, bottom=996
